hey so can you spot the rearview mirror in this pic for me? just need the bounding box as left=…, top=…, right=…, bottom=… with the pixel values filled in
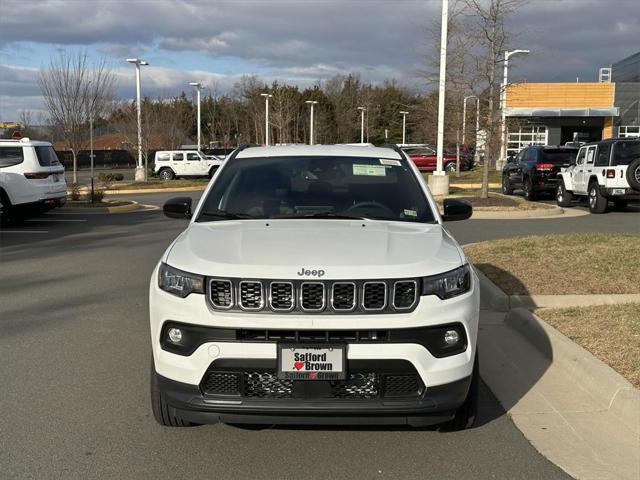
left=442, top=199, right=472, bottom=222
left=163, top=197, right=193, bottom=219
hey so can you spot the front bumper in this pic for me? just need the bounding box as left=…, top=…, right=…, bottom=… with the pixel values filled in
left=156, top=366, right=472, bottom=426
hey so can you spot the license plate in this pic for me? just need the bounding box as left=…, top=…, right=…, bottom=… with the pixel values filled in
left=278, top=344, right=346, bottom=380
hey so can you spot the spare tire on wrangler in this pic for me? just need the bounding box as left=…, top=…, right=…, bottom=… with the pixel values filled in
left=627, top=158, right=640, bottom=191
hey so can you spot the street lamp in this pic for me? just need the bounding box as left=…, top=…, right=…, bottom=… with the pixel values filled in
left=500, top=49, right=530, bottom=163
left=189, top=82, right=204, bottom=151
left=399, top=111, right=409, bottom=145
left=260, top=93, right=272, bottom=145
left=357, top=106, right=366, bottom=144
left=305, top=100, right=319, bottom=145
left=126, top=58, right=149, bottom=182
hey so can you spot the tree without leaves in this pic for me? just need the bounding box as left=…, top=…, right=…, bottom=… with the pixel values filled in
left=38, top=52, right=117, bottom=183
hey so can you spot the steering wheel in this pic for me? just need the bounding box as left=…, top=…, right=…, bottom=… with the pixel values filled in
left=346, top=201, right=395, bottom=217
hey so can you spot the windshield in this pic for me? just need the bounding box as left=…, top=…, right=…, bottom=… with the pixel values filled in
left=540, top=149, right=577, bottom=164
left=612, top=141, right=640, bottom=166
left=197, top=155, right=435, bottom=223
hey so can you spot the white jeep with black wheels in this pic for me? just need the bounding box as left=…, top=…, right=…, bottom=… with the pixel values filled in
left=150, top=144, right=480, bottom=430
left=557, top=138, right=640, bottom=213
left=153, top=150, right=224, bottom=180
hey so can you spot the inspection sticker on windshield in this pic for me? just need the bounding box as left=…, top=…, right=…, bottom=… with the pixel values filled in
left=379, top=158, right=401, bottom=166
left=353, top=164, right=386, bottom=176
left=404, top=209, right=417, bottom=217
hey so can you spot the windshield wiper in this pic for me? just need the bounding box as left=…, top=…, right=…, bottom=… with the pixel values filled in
left=198, top=210, right=259, bottom=221
left=274, top=212, right=368, bottom=220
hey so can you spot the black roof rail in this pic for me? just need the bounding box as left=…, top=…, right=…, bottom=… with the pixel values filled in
left=380, top=143, right=407, bottom=159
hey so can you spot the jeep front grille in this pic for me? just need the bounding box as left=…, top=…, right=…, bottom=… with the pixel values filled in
left=207, top=278, right=419, bottom=314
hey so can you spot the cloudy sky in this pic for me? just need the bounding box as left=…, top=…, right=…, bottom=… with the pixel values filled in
left=1, top=0, right=638, bottom=121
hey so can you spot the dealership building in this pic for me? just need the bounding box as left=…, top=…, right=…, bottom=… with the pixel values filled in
left=504, top=51, right=640, bottom=156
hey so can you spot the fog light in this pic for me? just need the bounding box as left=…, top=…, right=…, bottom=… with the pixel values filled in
left=444, top=330, right=459, bottom=345
left=167, top=327, right=183, bottom=344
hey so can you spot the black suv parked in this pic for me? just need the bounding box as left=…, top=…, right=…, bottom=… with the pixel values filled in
left=502, top=146, right=578, bottom=201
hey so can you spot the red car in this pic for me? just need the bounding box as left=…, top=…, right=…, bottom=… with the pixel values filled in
left=403, top=146, right=464, bottom=173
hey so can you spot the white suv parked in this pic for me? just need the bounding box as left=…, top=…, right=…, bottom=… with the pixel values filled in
left=149, top=144, right=479, bottom=429
left=557, top=138, right=640, bottom=213
left=0, top=138, right=66, bottom=221
left=153, top=150, right=224, bottom=180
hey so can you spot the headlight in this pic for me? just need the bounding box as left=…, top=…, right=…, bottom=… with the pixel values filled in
left=158, top=262, right=204, bottom=298
left=421, top=264, right=471, bottom=300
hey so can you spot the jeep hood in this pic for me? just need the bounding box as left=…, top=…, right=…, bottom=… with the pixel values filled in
left=165, top=220, right=464, bottom=279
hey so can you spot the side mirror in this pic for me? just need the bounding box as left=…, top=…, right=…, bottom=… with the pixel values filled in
left=163, top=197, right=192, bottom=219
left=442, top=199, right=472, bottom=222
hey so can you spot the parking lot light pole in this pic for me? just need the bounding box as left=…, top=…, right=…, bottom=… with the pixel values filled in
left=500, top=49, right=530, bottom=164
left=90, top=114, right=94, bottom=202
left=260, top=93, right=272, bottom=145
left=189, top=82, right=204, bottom=151
left=357, top=106, right=366, bottom=144
left=305, top=100, right=318, bottom=145
left=126, top=58, right=148, bottom=181
left=400, top=111, right=409, bottom=145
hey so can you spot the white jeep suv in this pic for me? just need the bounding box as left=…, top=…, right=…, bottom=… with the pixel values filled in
left=149, top=144, right=479, bottom=429
left=557, top=138, right=640, bottom=213
left=0, top=138, right=66, bottom=221
left=153, top=150, right=224, bottom=180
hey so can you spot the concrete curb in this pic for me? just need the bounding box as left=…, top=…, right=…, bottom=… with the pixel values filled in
left=505, top=307, right=640, bottom=436
left=470, top=206, right=567, bottom=219
left=61, top=201, right=141, bottom=214
left=69, top=185, right=207, bottom=195
left=511, top=293, right=640, bottom=309
left=475, top=269, right=510, bottom=311
left=449, top=182, right=501, bottom=189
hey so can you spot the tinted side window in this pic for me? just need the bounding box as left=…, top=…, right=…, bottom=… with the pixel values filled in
left=0, top=146, right=24, bottom=167
left=595, top=144, right=611, bottom=166
left=186, top=152, right=200, bottom=161
left=612, top=141, right=640, bottom=166
left=524, top=149, right=537, bottom=162
left=173, top=153, right=184, bottom=161
left=34, top=146, right=61, bottom=167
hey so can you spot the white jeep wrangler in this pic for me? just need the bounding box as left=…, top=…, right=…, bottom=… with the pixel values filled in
left=153, top=150, right=224, bottom=180
left=557, top=138, right=640, bottom=213
left=149, top=144, right=480, bottom=429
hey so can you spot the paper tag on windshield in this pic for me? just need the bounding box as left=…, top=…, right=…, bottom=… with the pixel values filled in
left=353, top=164, right=386, bottom=176
left=404, top=209, right=417, bottom=217
left=379, top=158, right=401, bottom=166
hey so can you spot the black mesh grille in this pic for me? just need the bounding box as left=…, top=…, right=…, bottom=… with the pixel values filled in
left=201, top=372, right=240, bottom=395
left=393, top=281, right=417, bottom=309
left=270, top=282, right=293, bottom=310
left=384, top=374, right=423, bottom=397
left=210, top=280, right=233, bottom=308
left=331, top=373, right=379, bottom=399
left=300, top=283, right=325, bottom=311
left=332, top=283, right=356, bottom=310
left=244, top=372, right=292, bottom=398
left=239, top=281, right=263, bottom=310
left=363, top=283, right=386, bottom=310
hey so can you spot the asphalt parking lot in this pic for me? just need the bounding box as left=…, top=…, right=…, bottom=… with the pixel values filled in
left=1, top=191, right=638, bottom=479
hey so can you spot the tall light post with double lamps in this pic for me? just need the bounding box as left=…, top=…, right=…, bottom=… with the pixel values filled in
left=500, top=49, right=530, bottom=165
left=126, top=58, right=148, bottom=181
left=189, top=82, right=204, bottom=151
left=305, top=100, right=318, bottom=145
left=400, top=110, right=409, bottom=145
left=463, top=95, right=480, bottom=168
left=260, top=93, right=272, bottom=145
left=357, top=106, right=366, bottom=144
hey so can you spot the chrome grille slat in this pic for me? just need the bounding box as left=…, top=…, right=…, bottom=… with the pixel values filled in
left=209, top=279, right=234, bottom=309
left=238, top=281, right=264, bottom=311
left=300, top=282, right=325, bottom=312
left=362, top=282, right=387, bottom=311
left=393, top=280, right=418, bottom=310
left=331, top=282, right=356, bottom=311
left=269, top=282, right=294, bottom=311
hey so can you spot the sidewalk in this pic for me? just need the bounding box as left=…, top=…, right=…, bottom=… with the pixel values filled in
left=479, top=309, right=640, bottom=480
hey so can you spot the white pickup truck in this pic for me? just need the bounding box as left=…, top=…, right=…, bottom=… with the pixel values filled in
left=557, top=138, right=640, bottom=213
left=153, top=150, right=224, bottom=180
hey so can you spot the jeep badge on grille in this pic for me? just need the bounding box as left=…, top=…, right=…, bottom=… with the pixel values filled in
left=297, top=268, right=325, bottom=277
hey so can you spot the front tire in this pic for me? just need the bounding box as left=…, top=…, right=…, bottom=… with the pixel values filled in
left=588, top=182, right=608, bottom=214
left=445, top=162, right=457, bottom=173
left=441, top=351, right=479, bottom=431
left=150, top=358, right=200, bottom=427
left=502, top=175, right=514, bottom=195
left=556, top=181, right=573, bottom=207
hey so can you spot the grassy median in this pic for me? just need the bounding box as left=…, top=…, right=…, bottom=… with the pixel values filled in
left=465, top=233, right=640, bottom=295
left=536, top=303, right=640, bottom=388
left=424, top=169, right=502, bottom=185
left=109, top=179, right=209, bottom=190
